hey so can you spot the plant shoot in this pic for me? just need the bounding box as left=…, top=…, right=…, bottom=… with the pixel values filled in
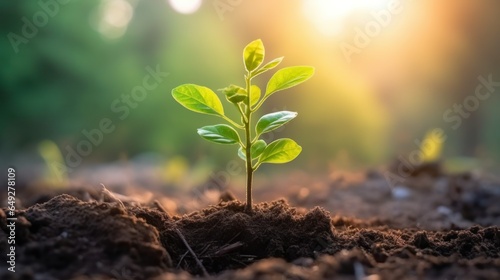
left=171, top=39, right=314, bottom=212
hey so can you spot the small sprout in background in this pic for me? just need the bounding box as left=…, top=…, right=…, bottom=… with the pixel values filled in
left=420, top=129, right=444, bottom=163
left=38, top=140, right=68, bottom=188
left=171, top=39, right=314, bottom=212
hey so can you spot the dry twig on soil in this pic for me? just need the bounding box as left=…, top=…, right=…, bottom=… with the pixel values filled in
left=175, top=228, right=209, bottom=277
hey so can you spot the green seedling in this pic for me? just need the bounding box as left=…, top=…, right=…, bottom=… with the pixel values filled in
left=171, top=39, right=314, bottom=212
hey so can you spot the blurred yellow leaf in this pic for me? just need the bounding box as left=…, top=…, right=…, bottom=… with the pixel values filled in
left=37, top=140, right=68, bottom=187
left=421, top=129, right=444, bottom=162
left=162, top=156, right=189, bottom=185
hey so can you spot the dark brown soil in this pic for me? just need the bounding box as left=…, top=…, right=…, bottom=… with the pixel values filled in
left=0, top=194, right=169, bottom=280
left=1, top=166, right=500, bottom=279
left=0, top=191, right=499, bottom=279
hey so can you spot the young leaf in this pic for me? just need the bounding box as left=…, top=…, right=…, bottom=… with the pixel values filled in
left=238, top=140, right=267, bottom=160
left=237, top=147, right=246, bottom=161
left=197, top=124, right=240, bottom=144
left=251, top=140, right=266, bottom=158
left=252, top=57, right=284, bottom=77
left=259, top=138, right=302, bottom=164
left=243, top=39, right=265, bottom=72
left=250, top=85, right=261, bottom=107
left=172, top=84, right=225, bottom=116
left=265, top=66, right=314, bottom=98
left=219, top=84, right=247, bottom=104
left=256, top=111, right=298, bottom=136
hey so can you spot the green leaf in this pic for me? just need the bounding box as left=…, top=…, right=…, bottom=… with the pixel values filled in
left=253, top=57, right=283, bottom=77
left=251, top=140, right=267, bottom=158
left=265, top=66, right=314, bottom=98
left=259, top=138, right=302, bottom=164
left=237, top=147, right=246, bottom=161
left=243, top=39, right=265, bottom=72
left=256, top=111, right=298, bottom=135
left=238, top=140, right=267, bottom=160
left=197, top=124, right=240, bottom=145
left=250, top=85, right=261, bottom=107
left=219, top=84, right=247, bottom=104
left=172, top=84, right=224, bottom=116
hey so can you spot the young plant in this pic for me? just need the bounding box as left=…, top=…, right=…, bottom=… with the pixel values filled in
left=171, top=39, right=314, bottom=212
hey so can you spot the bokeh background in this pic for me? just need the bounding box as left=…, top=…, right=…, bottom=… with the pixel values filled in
left=1, top=0, right=500, bottom=189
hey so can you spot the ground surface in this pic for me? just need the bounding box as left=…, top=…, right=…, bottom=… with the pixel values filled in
left=1, top=164, right=500, bottom=279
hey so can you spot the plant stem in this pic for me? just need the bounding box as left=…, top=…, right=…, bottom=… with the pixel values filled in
left=222, top=115, right=244, bottom=129
left=244, top=121, right=253, bottom=212
left=244, top=74, right=253, bottom=212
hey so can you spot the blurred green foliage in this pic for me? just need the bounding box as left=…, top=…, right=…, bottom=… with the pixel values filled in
left=1, top=0, right=243, bottom=165
left=1, top=0, right=499, bottom=174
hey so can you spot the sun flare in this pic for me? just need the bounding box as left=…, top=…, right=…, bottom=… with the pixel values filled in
left=303, top=0, right=390, bottom=36
left=168, top=0, right=202, bottom=14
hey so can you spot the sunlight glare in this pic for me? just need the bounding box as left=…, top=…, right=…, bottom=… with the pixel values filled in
left=304, top=0, right=389, bottom=36
left=97, top=0, right=134, bottom=39
left=168, top=0, right=202, bottom=14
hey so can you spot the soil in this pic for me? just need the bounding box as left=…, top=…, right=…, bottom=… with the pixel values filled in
left=1, top=165, right=500, bottom=279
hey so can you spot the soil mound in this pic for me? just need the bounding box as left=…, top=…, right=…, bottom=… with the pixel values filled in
left=157, top=199, right=334, bottom=274
left=0, top=195, right=170, bottom=280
